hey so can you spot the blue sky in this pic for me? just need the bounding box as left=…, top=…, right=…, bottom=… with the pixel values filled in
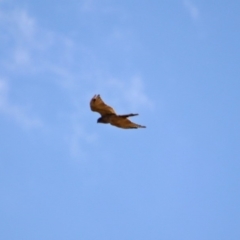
left=0, top=0, right=239, bottom=239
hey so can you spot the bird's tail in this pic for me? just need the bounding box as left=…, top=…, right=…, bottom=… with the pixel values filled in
left=137, top=124, right=146, bottom=128
left=118, top=113, right=139, bottom=118
left=129, top=124, right=146, bottom=129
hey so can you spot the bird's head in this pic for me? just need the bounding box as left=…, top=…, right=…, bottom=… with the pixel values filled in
left=97, top=117, right=103, bottom=123
left=97, top=116, right=109, bottom=124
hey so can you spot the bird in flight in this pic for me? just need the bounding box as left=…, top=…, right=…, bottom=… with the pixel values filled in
left=90, top=94, right=146, bottom=129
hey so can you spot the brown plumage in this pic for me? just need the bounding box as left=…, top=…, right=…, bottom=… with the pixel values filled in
left=90, top=94, right=146, bottom=129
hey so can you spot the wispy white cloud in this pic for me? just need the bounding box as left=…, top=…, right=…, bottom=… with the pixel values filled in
left=0, top=8, right=43, bottom=71
left=105, top=76, right=153, bottom=112
left=0, top=5, right=77, bottom=74
left=0, top=5, right=92, bottom=156
left=183, top=0, right=200, bottom=20
left=12, top=9, right=36, bottom=40
left=0, top=7, right=55, bottom=129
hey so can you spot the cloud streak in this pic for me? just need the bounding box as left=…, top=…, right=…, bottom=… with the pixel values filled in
left=104, top=76, right=153, bottom=112
left=183, top=0, right=200, bottom=20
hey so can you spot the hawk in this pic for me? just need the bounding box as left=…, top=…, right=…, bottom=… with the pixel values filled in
left=90, top=94, right=146, bottom=129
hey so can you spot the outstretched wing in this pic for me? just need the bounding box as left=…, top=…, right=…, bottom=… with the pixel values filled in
left=90, top=94, right=116, bottom=116
left=109, top=115, right=146, bottom=129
